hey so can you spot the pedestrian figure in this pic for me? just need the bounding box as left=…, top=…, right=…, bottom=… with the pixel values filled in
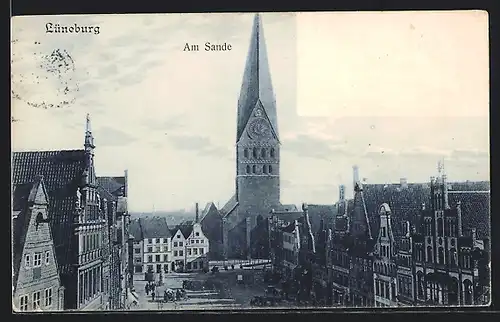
left=145, top=284, right=149, bottom=296
left=152, top=290, right=156, bottom=302
left=164, top=290, right=168, bottom=302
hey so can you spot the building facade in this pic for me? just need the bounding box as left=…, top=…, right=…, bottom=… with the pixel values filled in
left=141, top=217, right=172, bottom=280
left=12, top=114, right=109, bottom=311
left=396, top=221, right=415, bottom=306
left=12, top=177, right=65, bottom=311
left=411, top=171, right=488, bottom=306
left=129, top=219, right=144, bottom=274
left=171, top=204, right=210, bottom=272
left=373, top=203, right=398, bottom=307
left=97, top=173, right=132, bottom=309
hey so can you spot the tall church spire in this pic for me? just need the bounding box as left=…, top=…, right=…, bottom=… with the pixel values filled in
left=236, top=13, right=278, bottom=142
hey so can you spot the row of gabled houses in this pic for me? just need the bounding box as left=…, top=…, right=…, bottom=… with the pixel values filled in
left=129, top=204, right=210, bottom=282
left=263, top=166, right=490, bottom=307
left=12, top=115, right=135, bottom=311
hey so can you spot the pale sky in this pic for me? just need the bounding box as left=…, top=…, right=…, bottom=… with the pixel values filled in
left=11, top=12, right=490, bottom=212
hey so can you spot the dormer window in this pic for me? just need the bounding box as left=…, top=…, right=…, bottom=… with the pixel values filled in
left=196, top=232, right=199, bottom=237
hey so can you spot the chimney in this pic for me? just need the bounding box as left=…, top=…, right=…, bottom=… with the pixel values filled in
left=195, top=202, right=199, bottom=223
left=353, top=165, right=360, bottom=188
left=457, top=201, right=463, bottom=236
left=124, top=169, right=128, bottom=197
left=400, top=178, right=408, bottom=189
left=405, top=221, right=411, bottom=237
left=471, top=228, right=477, bottom=245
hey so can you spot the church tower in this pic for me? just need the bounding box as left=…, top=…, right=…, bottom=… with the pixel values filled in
left=235, top=14, right=280, bottom=227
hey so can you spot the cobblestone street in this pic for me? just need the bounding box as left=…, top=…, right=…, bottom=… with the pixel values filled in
left=132, top=273, right=241, bottom=310
left=130, top=266, right=298, bottom=310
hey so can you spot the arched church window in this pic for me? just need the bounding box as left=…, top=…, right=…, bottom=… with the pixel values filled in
left=261, top=148, right=266, bottom=158
left=244, top=148, right=249, bottom=158
left=263, top=165, right=268, bottom=174
left=438, top=247, right=444, bottom=264
left=246, top=165, right=251, bottom=174
left=270, top=148, right=275, bottom=158
left=252, top=165, right=257, bottom=174
left=437, top=218, right=443, bottom=237
left=253, top=148, right=258, bottom=159
left=269, top=165, right=273, bottom=174
left=427, top=246, right=433, bottom=263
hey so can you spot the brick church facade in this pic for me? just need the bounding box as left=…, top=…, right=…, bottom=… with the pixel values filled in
left=220, top=14, right=282, bottom=259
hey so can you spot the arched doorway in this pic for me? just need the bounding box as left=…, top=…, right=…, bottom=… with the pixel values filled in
left=463, top=279, right=473, bottom=305
left=417, top=272, right=424, bottom=299
left=448, top=277, right=459, bottom=305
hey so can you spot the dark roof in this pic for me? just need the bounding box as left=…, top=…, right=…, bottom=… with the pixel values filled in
left=307, top=204, right=336, bottom=233
left=97, top=184, right=116, bottom=202
left=361, top=181, right=490, bottom=239
left=12, top=150, right=85, bottom=274
left=129, top=219, right=143, bottom=241
left=140, top=217, right=171, bottom=238
left=12, top=183, right=34, bottom=211
left=96, top=176, right=126, bottom=197
left=220, top=194, right=238, bottom=218
left=174, top=221, right=194, bottom=239
left=200, top=202, right=220, bottom=222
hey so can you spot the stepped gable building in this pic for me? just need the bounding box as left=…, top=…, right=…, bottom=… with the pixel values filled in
left=373, top=203, right=398, bottom=307
left=171, top=205, right=210, bottom=272
left=221, top=14, right=282, bottom=260
left=12, top=114, right=110, bottom=310
left=12, top=176, right=65, bottom=311
left=411, top=170, right=490, bottom=306
left=199, top=202, right=224, bottom=260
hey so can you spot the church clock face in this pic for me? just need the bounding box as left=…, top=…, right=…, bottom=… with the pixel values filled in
left=248, top=118, right=271, bottom=139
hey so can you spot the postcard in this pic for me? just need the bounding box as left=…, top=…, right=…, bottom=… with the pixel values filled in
left=11, top=11, right=490, bottom=312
